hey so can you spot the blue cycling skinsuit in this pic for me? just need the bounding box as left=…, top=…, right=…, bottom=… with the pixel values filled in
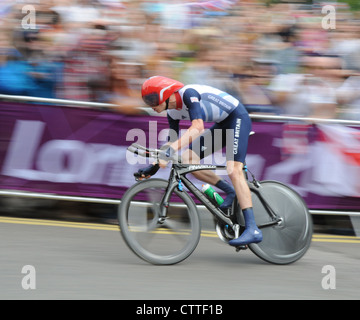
left=166, top=84, right=263, bottom=246
left=166, top=84, right=252, bottom=163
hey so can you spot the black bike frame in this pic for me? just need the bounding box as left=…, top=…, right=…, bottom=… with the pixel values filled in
left=128, top=143, right=282, bottom=234
left=247, top=184, right=283, bottom=229
left=159, top=163, right=282, bottom=230
left=159, top=163, right=235, bottom=227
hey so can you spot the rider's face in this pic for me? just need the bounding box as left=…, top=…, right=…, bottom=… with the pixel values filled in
left=151, top=94, right=176, bottom=113
left=152, top=101, right=167, bottom=113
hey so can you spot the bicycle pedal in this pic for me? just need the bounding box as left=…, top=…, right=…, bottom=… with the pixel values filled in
left=235, top=245, right=248, bottom=252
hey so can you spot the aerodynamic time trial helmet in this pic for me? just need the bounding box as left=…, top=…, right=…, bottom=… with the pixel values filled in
left=141, top=76, right=184, bottom=107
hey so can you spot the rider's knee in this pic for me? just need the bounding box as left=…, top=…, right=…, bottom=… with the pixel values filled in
left=226, top=161, right=244, bottom=179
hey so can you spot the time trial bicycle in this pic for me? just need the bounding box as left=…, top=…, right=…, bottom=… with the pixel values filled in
left=118, top=141, right=313, bottom=265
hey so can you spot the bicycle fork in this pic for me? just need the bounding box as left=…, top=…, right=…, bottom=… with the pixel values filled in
left=156, top=171, right=183, bottom=224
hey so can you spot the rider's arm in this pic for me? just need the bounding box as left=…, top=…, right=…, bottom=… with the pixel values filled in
left=169, top=118, right=204, bottom=152
left=167, top=113, right=180, bottom=143
left=169, top=88, right=204, bottom=152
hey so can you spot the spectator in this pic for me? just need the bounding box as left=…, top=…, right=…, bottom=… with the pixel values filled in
left=107, top=56, right=145, bottom=115
left=267, top=55, right=339, bottom=119
left=0, top=29, right=61, bottom=98
left=0, top=0, right=358, bottom=121
left=61, top=23, right=111, bottom=101
left=328, top=20, right=360, bottom=72
left=337, top=73, right=360, bottom=120
left=235, top=69, right=275, bottom=114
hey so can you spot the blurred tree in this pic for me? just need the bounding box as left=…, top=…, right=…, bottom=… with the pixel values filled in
left=261, top=0, right=359, bottom=11
left=262, top=0, right=312, bottom=6
left=337, top=0, right=360, bottom=11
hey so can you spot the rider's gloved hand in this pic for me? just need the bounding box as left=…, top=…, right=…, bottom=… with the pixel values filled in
left=135, top=163, right=160, bottom=180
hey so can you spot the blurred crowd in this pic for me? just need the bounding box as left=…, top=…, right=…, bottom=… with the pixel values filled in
left=0, top=0, right=360, bottom=120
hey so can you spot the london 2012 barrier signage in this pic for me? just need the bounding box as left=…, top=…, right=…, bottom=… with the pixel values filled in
left=0, top=101, right=359, bottom=211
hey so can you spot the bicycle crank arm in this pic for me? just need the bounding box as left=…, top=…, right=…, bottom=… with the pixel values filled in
left=233, top=224, right=240, bottom=238
left=258, top=218, right=283, bottom=229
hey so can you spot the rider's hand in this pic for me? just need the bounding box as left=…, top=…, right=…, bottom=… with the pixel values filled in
left=158, top=159, right=168, bottom=169
left=135, top=163, right=160, bottom=180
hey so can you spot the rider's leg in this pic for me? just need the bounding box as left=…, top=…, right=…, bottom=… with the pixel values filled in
left=181, top=149, right=235, bottom=209
left=226, top=161, right=262, bottom=246
left=181, top=149, right=219, bottom=185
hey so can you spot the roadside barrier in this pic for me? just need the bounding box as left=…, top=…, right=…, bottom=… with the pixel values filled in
left=0, top=94, right=359, bottom=235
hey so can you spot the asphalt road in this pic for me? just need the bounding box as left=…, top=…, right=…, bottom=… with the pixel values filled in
left=0, top=216, right=359, bottom=300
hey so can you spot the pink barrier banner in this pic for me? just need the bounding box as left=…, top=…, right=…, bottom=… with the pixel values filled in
left=0, top=101, right=359, bottom=211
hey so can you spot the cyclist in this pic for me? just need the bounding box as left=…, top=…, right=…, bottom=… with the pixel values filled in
left=137, top=75, right=262, bottom=246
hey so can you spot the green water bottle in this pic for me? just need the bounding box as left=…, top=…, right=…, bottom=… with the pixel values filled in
left=202, top=184, right=224, bottom=206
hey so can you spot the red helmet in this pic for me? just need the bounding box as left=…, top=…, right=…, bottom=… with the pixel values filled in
left=141, top=76, right=184, bottom=107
